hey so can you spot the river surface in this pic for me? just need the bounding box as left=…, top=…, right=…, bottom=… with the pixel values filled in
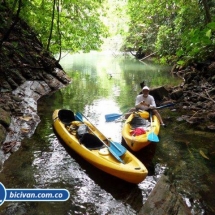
left=0, top=52, right=215, bottom=215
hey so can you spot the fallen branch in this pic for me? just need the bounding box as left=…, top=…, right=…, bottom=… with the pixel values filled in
left=140, top=52, right=157, bottom=61
left=190, top=110, right=200, bottom=119
left=204, top=89, right=215, bottom=103
left=192, top=92, right=215, bottom=103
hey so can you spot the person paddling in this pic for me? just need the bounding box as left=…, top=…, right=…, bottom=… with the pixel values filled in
left=124, top=85, right=166, bottom=126
left=135, top=86, right=166, bottom=127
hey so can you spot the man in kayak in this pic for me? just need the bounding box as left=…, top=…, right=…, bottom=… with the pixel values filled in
left=125, top=86, right=166, bottom=126
left=135, top=86, right=166, bottom=127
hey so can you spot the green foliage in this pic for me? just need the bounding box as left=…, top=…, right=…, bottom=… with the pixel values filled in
left=126, top=0, right=215, bottom=66
left=3, top=0, right=215, bottom=66
left=5, top=0, right=108, bottom=54
left=176, top=22, right=215, bottom=66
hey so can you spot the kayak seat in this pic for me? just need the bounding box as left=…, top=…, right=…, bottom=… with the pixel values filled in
left=58, top=109, right=76, bottom=125
left=79, top=133, right=105, bottom=150
left=128, top=114, right=147, bottom=128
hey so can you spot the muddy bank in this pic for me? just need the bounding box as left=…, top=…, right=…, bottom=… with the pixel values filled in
left=168, top=63, right=215, bottom=131
left=138, top=61, right=215, bottom=132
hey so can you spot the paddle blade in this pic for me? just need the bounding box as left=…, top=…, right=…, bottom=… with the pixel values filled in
left=148, top=132, right=159, bottom=143
left=109, top=147, right=124, bottom=163
left=105, top=113, right=122, bottom=122
left=110, top=141, right=127, bottom=156
left=75, top=112, right=83, bottom=121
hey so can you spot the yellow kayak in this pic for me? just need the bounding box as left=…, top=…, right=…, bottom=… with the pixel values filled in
left=122, top=111, right=160, bottom=151
left=52, top=109, right=148, bottom=184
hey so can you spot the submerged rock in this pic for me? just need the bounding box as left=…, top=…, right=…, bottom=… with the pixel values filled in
left=138, top=175, right=191, bottom=215
left=0, top=108, right=11, bottom=127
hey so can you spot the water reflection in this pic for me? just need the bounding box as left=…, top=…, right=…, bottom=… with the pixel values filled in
left=0, top=52, right=178, bottom=215
left=59, top=51, right=180, bottom=113
left=1, top=52, right=215, bottom=214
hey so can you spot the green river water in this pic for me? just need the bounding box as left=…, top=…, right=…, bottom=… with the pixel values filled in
left=0, top=51, right=215, bottom=215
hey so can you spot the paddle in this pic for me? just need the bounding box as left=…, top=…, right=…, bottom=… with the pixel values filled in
left=147, top=110, right=159, bottom=143
left=105, top=113, right=124, bottom=122
left=75, top=112, right=126, bottom=163
left=76, top=112, right=126, bottom=156
left=105, top=103, right=175, bottom=122
left=156, top=103, right=175, bottom=109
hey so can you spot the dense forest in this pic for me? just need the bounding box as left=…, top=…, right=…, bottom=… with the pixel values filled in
left=126, top=0, right=215, bottom=67
left=1, top=1, right=215, bottom=214
left=1, top=0, right=215, bottom=67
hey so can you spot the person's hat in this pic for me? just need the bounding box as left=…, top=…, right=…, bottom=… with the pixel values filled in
left=142, top=86, right=149, bottom=91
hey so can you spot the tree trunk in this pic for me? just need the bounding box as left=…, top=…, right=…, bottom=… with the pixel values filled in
left=0, top=0, right=22, bottom=47
left=201, top=0, right=211, bottom=24
left=47, top=0, right=56, bottom=51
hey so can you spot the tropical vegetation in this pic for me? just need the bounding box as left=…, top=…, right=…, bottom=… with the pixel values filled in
left=125, top=0, right=215, bottom=66
left=2, top=0, right=215, bottom=66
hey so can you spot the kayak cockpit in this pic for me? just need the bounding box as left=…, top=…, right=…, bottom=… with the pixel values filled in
left=58, top=109, right=105, bottom=150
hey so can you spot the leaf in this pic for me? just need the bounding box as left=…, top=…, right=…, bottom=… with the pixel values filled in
left=177, top=60, right=185, bottom=66
left=205, top=29, right=211, bottom=39
left=199, top=150, right=209, bottom=160
left=207, top=22, right=215, bottom=30
left=19, top=116, right=33, bottom=121
left=176, top=49, right=184, bottom=57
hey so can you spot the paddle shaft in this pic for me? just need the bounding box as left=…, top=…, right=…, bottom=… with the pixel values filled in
left=76, top=113, right=124, bottom=163
left=147, top=110, right=159, bottom=142
left=87, top=127, right=124, bottom=163
left=140, top=103, right=175, bottom=111
left=80, top=113, right=124, bottom=153
left=75, top=114, right=108, bottom=147
left=156, top=103, right=175, bottom=109
left=149, top=110, right=154, bottom=138
left=106, top=103, right=174, bottom=122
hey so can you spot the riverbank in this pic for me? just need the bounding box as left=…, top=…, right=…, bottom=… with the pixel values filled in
left=0, top=2, right=71, bottom=163
left=0, top=76, right=70, bottom=169
left=168, top=62, right=215, bottom=131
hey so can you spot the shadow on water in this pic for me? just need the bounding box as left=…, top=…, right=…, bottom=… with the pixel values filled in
left=53, top=129, right=144, bottom=211
left=121, top=138, right=157, bottom=176
left=1, top=52, right=215, bottom=214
